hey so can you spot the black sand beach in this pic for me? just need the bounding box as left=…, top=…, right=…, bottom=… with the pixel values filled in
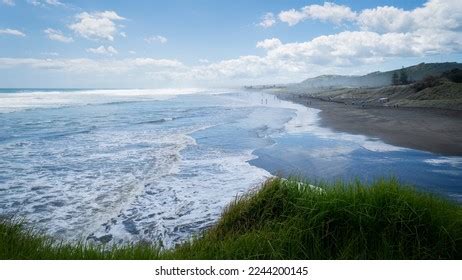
left=275, top=92, right=462, bottom=156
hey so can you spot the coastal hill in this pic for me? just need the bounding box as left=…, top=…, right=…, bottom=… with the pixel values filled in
left=257, top=62, right=462, bottom=111
left=299, top=62, right=462, bottom=88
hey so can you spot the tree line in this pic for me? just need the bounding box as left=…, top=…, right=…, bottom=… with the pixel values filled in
left=392, top=68, right=410, bottom=85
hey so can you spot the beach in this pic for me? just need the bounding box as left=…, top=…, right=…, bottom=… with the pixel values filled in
left=274, top=92, right=462, bottom=156
left=1, top=88, right=462, bottom=248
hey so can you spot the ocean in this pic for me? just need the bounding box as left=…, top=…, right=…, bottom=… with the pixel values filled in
left=0, top=88, right=461, bottom=247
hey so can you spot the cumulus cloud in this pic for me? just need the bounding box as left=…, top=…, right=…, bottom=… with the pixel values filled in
left=186, top=18, right=462, bottom=82
left=357, top=6, right=413, bottom=33
left=86, top=45, right=118, bottom=56
left=258, top=13, right=276, bottom=28
left=192, top=0, right=462, bottom=83
left=257, top=32, right=416, bottom=67
left=278, top=0, right=462, bottom=34
left=145, top=35, right=168, bottom=44
left=0, top=28, right=26, bottom=37
left=44, top=28, right=73, bottom=43
left=358, top=0, right=462, bottom=34
left=184, top=34, right=387, bottom=82
left=278, top=10, right=305, bottom=26
left=2, top=0, right=15, bottom=6
left=2, top=1, right=461, bottom=87
left=256, top=38, right=282, bottom=50
left=69, top=11, right=125, bottom=41
left=279, top=2, right=356, bottom=26
left=264, top=1, right=462, bottom=67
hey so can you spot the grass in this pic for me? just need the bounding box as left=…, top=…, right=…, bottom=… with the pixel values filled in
left=1, top=178, right=461, bottom=259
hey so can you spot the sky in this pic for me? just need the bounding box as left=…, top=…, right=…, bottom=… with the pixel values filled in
left=0, top=0, right=461, bottom=88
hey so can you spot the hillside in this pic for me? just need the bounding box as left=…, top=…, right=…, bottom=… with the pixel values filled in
left=255, top=62, right=462, bottom=110
left=299, top=80, right=462, bottom=110
left=299, top=62, right=462, bottom=88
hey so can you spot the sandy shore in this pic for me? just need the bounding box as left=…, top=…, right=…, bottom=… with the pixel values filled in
left=274, top=92, right=462, bottom=156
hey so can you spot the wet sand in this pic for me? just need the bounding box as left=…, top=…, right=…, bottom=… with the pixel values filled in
left=275, top=92, right=462, bottom=156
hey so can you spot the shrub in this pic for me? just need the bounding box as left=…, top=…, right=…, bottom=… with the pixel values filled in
left=442, top=68, right=462, bottom=83
left=412, top=75, right=442, bottom=92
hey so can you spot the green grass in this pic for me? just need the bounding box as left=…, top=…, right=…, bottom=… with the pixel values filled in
left=1, top=178, right=461, bottom=259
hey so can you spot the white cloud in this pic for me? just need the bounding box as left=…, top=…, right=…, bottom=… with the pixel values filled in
left=358, top=0, right=462, bottom=34
left=258, top=13, right=276, bottom=28
left=278, top=9, right=306, bottom=26
left=41, top=52, right=59, bottom=56
left=178, top=26, right=462, bottom=83
left=104, top=46, right=118, bottom=55
left=357, top=6, right=412, bottom=33
left=279, top=2, right=356, bottom=26
left=45, top=0, right=64, bottom=6
left=0, top=57, right=185, bottom=76
left=131, top=58, right=183, bottom=68
left=27, top=0, right=65, bottom=6
left=129, top=50, right=136, bottom=55
left=188, top=55, right=276, bottom=80
left=278, top=0, right=462, bottom=34
left=1, top=1, right=461, bottom=87
left=0, top=28, right=26, bottom=37
left=44, top=28, right=73, bottom=43
left=119, top=32, right=126, bottom=38
left=145, top=35, right=168, bottom=44
left=256, top=38, right=282, bottom=50
left=202, top=0, right=462, bottom=82
left=262, top=1, right=462, bottom=68
left=198, top=59, right=209, bottom=64
left=69, top=11, right=125, bottom=41
left=414, top=0, right=462, bottom=31
left=86, top=45, right=118, bottom=56
left=257, top=32, right=414, bottom=67
left=254, top=31, right=460, bottom=70
left=2, top=0, right=15, bottom=6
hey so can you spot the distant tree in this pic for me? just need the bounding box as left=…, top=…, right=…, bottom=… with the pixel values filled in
left=412, top=75, right=441, bottom=92
left=399, top=67, right=409, bottom=85
left=442, top=68, right=462, bottom=83
left=392, top=72, right=400, bottom=85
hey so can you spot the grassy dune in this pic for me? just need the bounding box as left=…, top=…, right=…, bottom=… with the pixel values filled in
left=1, top=178, right=461, bottom=259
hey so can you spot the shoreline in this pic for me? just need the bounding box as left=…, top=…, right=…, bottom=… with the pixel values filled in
left=271, top=91, right=462, bottom=156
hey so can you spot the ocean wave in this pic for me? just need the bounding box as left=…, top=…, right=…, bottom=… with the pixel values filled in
left=424, top=158, right=462, bottom=168
left=135, top=117, right=176, bottom=125
left=88, top=149, right=270, bottom=247
left=0, top=88, right=209, bottom=113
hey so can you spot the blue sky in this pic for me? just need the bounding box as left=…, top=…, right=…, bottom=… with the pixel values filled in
left=0, top=0, right=461, bottom=88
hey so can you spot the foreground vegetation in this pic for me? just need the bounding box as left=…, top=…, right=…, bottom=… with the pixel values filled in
left=1, top=178, right=461, bottom=259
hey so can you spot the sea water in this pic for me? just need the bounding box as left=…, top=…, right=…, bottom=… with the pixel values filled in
left=0, top=89, right=461, bottom=247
